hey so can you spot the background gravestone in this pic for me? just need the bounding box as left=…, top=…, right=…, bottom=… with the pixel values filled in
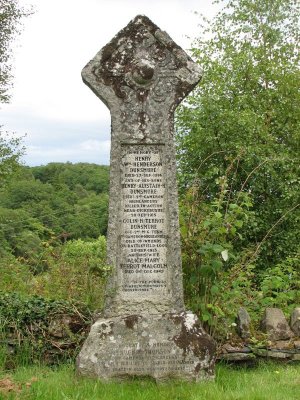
left=77, top=15, right=216, bottom=381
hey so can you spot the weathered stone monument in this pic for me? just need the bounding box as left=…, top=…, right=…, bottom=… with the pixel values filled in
left=77, top=15, right=216, bottom=381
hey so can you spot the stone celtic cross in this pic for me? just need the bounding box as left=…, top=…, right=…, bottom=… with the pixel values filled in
left=77, top=15, right=215, bottom=381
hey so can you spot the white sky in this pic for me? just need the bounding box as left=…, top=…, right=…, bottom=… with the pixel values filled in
left=1, top=0, right=221, bottom=166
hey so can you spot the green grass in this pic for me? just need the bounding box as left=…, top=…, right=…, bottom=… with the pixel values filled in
left=0, top=362, right=299, bottom=400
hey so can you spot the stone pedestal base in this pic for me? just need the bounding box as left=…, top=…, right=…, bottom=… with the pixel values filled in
left=76, top=312, right=216, bottom=382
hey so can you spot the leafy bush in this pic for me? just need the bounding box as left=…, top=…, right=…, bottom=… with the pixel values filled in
left=0, top=237, right=109, bottom=310
left=180, top=155, right=254, bottom=330
left=258, top=257, right=300, bottom=311
left=0, top=254, right=32, bottom=293
left=30, top=236, right=109, bottom=309
left=176, top=0, right=300, bottom=272
left=179, top=158, right=299, bottom=339
left=0, top=292, right=91, bottom=369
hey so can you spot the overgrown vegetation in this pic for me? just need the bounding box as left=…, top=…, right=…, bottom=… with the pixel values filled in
left=179, top=162, right=300, bottom=338
left=0, top=293, right=92, bottom=369
left=0, top=0, right=31, bottom=103
left=0, top=0, right=29, bottom=182
left=0, top=163, right=111, bottom=366
left=0, top=236, right=109, bottom=307
left=0, top=163, right=109, bottom=265
left=176, top=0, right=300, bottom=335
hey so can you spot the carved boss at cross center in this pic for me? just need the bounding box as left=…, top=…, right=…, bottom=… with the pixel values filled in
left=83, top=16, right=200, bottom=142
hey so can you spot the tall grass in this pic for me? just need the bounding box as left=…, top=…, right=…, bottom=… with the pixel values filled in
left=0, top=362, right=299, bottom=400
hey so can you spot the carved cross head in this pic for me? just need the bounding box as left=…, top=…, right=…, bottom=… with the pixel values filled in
left=82, top=15, right=201, bottom=142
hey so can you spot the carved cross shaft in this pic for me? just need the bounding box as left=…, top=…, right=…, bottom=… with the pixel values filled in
left=82, top=15, right=201, bottom=316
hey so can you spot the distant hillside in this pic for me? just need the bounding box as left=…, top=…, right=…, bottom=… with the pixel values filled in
left=0, top=162, right=109, bottom=260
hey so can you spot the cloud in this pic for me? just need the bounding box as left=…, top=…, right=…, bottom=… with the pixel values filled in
left=2, top=109, right=110, bottom=142
left=24, top=139, right=111, bottom=166
left=1, top=109, right=111, bottom=165
left=5, top=0, right=220, bottom=166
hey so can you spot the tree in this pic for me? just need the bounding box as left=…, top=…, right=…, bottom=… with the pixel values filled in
left=0, top=0, right=30, bottom=183
left=0, top=163, right=110, bottom=257
left=176, top=0, right=300, bottom=272
left=0, top=0, right=29, bottom=103
left=0, top=131, right=23, bottom=184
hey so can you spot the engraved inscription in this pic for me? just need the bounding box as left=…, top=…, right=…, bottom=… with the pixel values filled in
left=119, top=144, right=168, bottom=298
left=109, top=342, right=195, bottom=374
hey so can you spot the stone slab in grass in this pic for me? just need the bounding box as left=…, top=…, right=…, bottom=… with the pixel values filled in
left=261, top=308, right=294, bottom=341
left=290, top=308, right=300, bottom=336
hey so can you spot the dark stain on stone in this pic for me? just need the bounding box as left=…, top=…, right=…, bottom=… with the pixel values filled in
left=101, top=43, right=116, bottom=63
left=170, top=314, right=183, bottom=326
left=138, top=111, right=148, bottom=134
left=89, top=15, right=200, bottom=102
left=134, top=63, right=154, bottom=83
left=91, top=18, right=149, bottom=99
left=170, top=313, right=216, bottom=360
left=99, top=321, right=114, bottom=338
left=137, top=89, right=149, bottom=102
left=194, top=363, right=201, bottom=373
left=124, top=315, right=140, bottom=329
left=175, top=79, right=200, bottom=107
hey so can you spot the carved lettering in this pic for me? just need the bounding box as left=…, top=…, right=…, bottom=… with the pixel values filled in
left=119, top=145, right=168, bottom=297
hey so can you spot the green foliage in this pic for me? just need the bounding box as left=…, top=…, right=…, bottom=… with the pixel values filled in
left=209, top=256, right=300, bottom=340
left=0, top=131, right=24, bottom=186
left=180, top=157, right=255, bottom=331
left=0, top=0, right=30, bottom=103
left=176, top=0, right=300, bottom=271
left=258, top=256, right=300, bottom=309
left=0, top=206, right=45, bottom=254
left=176, top=0, right=300, bottom=336
left=31, top=162, right=109, bottom=194
left=0, top=236, right=109, bottom=310
left=180, top=173, right=300, bottom=338
left=0, top=162, right=110, bottom=320
left=0, top=253, right=31, bottom=294
left=0, top=293, right=74, bottom=326
left=0, top=292, right=91, bottom=368
left=31, top=236, right=109, bottom=309
left=0, top=163, right=109, bottom=271
left=0, top=160, right=111, bottom=367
